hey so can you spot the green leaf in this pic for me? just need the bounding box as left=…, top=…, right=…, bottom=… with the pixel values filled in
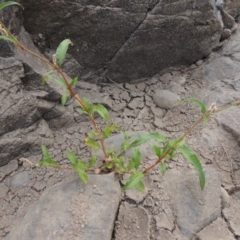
left=41, top=145, right=51, bottom=160
left=85, top=137, right=101, bottom=150
left=178, top=145, right=205, bottom=190
left=0, top=1, right=23, bottom=11
left=103, top=124, right=116, bottom=138
left=88, top=156, right=97, bottom=168
left=152, top=145, right=161, bottom=158
left=70, top=76, right=78, bottom=86
left=135, top=180, right=145, bottom=192
left=81, top=98, right=93, bottom=113
left=131, top=148, right=142, bottom=169
left=61, top=92, right=69, bottom=106
left=160, top=162, right=167, bottom=175
left=122, top=172, right=144, bottom=190
left=121, top=141, right=130, bottom=152
left=48, top=159, right=59, bottom=167
left=93, top=104, right=109, bottom=121
left=74, top=161, right=86, bottom=170
left=55, top=77, right=67, bottom=88
left=40, top=145, right=58, bottom=167
left=56, top=39, right=73, bottom=66
left=0, top=35, right=16, bottom=44
left=183, top=98, right=207, bottom=114
left=67, top=151, right=78, bottom=165
left=78, top=169, right=88, bottom=184
left=41, top=76, right=47, bottom=85
left=129, top=133, right=167, bottom=149
left=39, top=159, right=49, bottom=167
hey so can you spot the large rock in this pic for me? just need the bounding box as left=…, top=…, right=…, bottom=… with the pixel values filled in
left=18, top=0, right=240, bottom=82
left=5, top=173, right=121, bottom=240
left=163, top=167, right=221, bottom=239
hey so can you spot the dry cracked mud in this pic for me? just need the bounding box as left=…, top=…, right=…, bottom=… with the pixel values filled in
left=1, top=24, right=240, bottom=240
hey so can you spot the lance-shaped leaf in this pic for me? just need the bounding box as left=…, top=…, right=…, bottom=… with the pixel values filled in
left=152, top=145, right=161, bottom=158
left=88, top=156, right=97, bottom=168
left=135, top=180, right=145, bottom=192
left=56, top=39, right=73, bottom=66
left=178, top=145, right=205, bottom=190
left=183, top=98, right=207, bottom=114
left=0, top=1, right=23, bottom=11
left=70, top=76, right=78, bottom=86
left=103, top=124, right=116, bottom=138
left=123, top=171, right=144, bottom=190
left=160, top=162, right=167, bottom=175
left=55, top=77, right=68, bottom=88
left=93, top=104, right=109, bottom=121
left=0, top=35, right=16, bottom=44
left=85, top=137, right=101, bottom=150
left=67, top=151, right=78, bottom=165
left=78, top=169, right=88, bottom=184
left=129, top=133, right=167, bottom=149
left=39, top=145, right=59, bottom=167
left=129, top=148, right=141, bottom=170
left=61, top=92, right=69, bottom=106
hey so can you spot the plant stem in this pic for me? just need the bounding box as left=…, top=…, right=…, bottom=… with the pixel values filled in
left=4, top=25, right=109, bottom=158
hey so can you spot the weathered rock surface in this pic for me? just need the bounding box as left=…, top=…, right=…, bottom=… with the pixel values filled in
left=19, top=0, right=240, bottom=82
left=115, top=202, right=150, bottom=240
left=195, top=218, right=235, bottom=240
left=223, top=197, right=240, bottom=237
left=163, top=167, right=221, bottom=239
left=5, top=173, right=121, bottom=240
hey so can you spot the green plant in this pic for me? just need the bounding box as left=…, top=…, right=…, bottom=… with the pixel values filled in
left=1, top=2, right=240, bottom=191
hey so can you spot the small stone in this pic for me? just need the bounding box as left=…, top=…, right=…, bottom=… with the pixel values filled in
left=221, top=29, right=231, bottom=41
left=143, top=196, right=154, bottom=207
left=190, top=64, right=197, bottom=69
left=196, top=59, right=203, bottom=66
left=171, top=74, right=186, bottom=86
left=154, top=212, right=174, bottom=231
left=153, top=90, right=180, bottom=110
left=220, top=187, right=231, bottom=209
left=168, top=82, right=185, bottom=94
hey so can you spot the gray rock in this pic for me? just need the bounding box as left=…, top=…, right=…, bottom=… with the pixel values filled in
left=220, top=187, right=231, bottom=209
left=223, top=197, right=240, bottom=236
left=163, top=167, right=221, bottom=239
left=196, top=218, right=235, bottom=240
left=6, top=173, right=121, bottom=240
left=17, top=0, right=238, bottom=82
left=217, top=107, right=240, bottom=145
left=115, top=202, right=150, bottom=240
left=153, top=90, right=181, bottom=110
